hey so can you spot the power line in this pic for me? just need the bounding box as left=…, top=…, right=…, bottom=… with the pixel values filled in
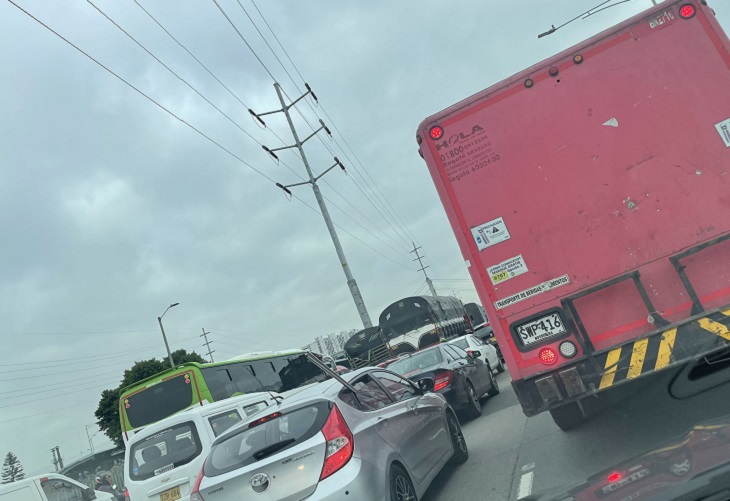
left=0, top=345, right=163, bottom=369
left=0, top=400, right=100, bottom=425
left=0, top=377, right=122, bottom=405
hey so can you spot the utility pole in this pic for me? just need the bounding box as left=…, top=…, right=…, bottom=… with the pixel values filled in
left=84, top=424, right=96, bottom=454
left=411, top=243, right=437, bottom=297
left=201, top=328, right=215, bottom=362
left=251, top=83, right=373, bottom=328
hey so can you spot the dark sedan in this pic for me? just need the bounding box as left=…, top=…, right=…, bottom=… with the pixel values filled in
left=387, top=343, right=499, bottom=419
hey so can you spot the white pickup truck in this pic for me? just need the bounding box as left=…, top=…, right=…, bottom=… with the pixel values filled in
left=0, top=474, right=115, bottom=501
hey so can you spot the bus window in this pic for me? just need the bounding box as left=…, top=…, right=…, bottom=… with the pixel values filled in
left=126, top=373, right=194, bottom=428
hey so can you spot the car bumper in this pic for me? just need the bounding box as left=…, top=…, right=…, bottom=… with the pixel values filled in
left=439, top=386, right=468, bottom=411
left=307, top=457, right=386, bottom=501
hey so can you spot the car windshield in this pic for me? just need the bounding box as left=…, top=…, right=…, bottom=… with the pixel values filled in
left=4, top=2, right=730, bottom=501
left=387, top=348, right=442, bottom=376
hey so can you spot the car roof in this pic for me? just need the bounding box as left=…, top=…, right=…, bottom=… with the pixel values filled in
left=126, top=392, right=275, bottom=446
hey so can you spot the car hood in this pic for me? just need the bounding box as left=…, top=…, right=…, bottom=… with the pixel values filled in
left=525, top=416, right=730, bottom=501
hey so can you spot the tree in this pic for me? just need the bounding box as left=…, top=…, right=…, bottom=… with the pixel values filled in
left=1, top=452, right=25, bottom=484
left=95, top=350, right=207, bottom=447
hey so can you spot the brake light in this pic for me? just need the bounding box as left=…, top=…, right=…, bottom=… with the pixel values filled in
left=248, top=412, right=282, bottom=428
left=608, top=472, right=622, bottom=483
left=429, top=126, right=444, bottom=140
left=434, top=371, right=452, bottom=391
left=539, top=348, right=558, bottom=365
left=320, top=404, right=354, bottom=480
left=678, top=4, right=696, bottom=19
left=466, top=350, right=475, bottom=357
left=124, top=487, right=130, bottom=501
left=190, top=464, right=206, bottom=501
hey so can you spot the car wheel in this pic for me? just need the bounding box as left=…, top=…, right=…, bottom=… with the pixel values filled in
left=496, top=358, right=505, bottom=374
left=447, top=411, right=468, bottom=465
left=550, top=401, right=584, bottom=431
left=390, top=464, right=418, bottom=501
left=463, top=381, right=482, bottom=419
left=487, top=368, right=500, bottom=397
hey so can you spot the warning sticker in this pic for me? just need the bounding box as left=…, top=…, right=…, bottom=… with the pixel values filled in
left=487, top=255, right=528, bottom=285
left=494, top=275, right=571, bottom=310
left=715, top=118, right=730, bottom=147
left=471, top=217, right=511, bottom=251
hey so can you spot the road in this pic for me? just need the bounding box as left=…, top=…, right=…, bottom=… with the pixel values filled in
left=422, top=364, right=730, bottom=500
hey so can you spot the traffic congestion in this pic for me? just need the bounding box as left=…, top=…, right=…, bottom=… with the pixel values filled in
left=2, top=0, right=730, bottom=501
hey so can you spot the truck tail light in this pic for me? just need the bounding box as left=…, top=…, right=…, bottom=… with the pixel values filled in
left=190, top=464, right=206, bottom=501
left=434, top=371, right=453, bottom=391
left=679, top=4, right=696, bottom=19
left=539, top=348, right=558, bottom=365
left=559, top=341, right=577, bottom=358
left=429, top=126, right=444, bottom=140
left=320, top=404, right=354, bottom=480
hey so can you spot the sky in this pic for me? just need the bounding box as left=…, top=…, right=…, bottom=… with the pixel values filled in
left=1, top=0, right=728, bottom=474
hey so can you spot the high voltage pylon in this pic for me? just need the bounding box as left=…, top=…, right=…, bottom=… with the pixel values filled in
left=201, top=328, right=215, bottom=362
left=411, top=243, right=437, bottom=298
left=251, top=83, right=373, bottom=329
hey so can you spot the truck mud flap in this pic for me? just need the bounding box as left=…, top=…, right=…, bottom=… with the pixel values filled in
left=514, top=305, right=730, bottom=416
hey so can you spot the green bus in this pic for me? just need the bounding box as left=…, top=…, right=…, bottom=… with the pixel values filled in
left=119, top=349, right=330, bottom=443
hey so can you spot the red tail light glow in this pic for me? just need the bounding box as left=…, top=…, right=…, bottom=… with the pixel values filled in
left=429, top=126, right=444, bottom=140
left=539, top=348, right=558, bottom=365
left=434, top=371, right=453, bottom=391
left=248, top=412, right=282, bottom=428
left=320, top=404, right=354, bottom=480
left=679, top=4, right=696, bottom=19
left=190, top=464, right=206, bottom=501
left=608, top=472, right=622, bottom=483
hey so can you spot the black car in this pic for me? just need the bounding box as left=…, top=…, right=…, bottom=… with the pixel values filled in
left=387, top=343, right=499, bottom=419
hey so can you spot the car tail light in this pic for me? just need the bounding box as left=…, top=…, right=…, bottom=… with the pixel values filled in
left=608, top=472, right=622, bottom=482
left=466, top=349, right=475, bottom=357
left=539, top=348, right=558, bottom=365
left=679, top=4, right=696, bottom=19
left=434, top=371, right=453, bottom=391
left=190, top=464, right=206, bottom=501
left=124, top=487, right=130, bottom=501
left=320, top=404, right=354, bottom=480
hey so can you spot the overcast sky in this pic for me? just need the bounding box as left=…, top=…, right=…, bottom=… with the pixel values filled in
left=1, top=0, right=728, bottom=474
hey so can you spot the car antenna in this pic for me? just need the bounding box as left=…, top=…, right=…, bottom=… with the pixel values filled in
left=244, top=365, right=284, bottom=404
left=537, top=0, right=630, bottom=38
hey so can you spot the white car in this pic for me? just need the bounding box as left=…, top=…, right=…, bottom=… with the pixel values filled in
left=0, top=474, right=115, bottom=501
left=448, top=335, right=504, bottom=374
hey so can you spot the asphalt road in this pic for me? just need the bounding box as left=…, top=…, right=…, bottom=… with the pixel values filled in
left=422, top=364, right=730, bottom=501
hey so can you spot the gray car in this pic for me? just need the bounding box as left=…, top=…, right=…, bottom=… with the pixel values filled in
left=190, top=367, right=468, bottom=501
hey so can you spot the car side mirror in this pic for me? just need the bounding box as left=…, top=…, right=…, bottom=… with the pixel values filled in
left=82, top=487, right=97, bottom=501
left=417, top=378, right=435, bottom=393
left=471, top=350, right=481, bottom=358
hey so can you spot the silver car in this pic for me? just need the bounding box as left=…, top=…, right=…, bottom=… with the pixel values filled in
left=190, top=367, right=468, bottom=501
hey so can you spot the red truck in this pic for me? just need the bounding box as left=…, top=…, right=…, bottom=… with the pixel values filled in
left=418, top=0, right=730, bottom=430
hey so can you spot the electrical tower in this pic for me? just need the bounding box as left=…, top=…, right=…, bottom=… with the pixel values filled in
left=251, top=83, right=373, bottom=329
left=201, top=328, right=215, bottom=362
left=51, top=446, right=63, bottom=471
left=411, top=243, right=437, bottom=297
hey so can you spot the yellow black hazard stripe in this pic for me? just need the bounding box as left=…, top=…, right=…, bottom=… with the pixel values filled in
left=597, top=307, right=730, bottom=390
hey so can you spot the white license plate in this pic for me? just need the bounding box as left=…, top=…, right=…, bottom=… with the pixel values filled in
left=515, top=313, right=566, bottom=347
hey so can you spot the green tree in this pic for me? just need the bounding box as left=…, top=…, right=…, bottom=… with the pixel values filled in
left=1, top=452, right=25, bottom=484
left=95, top=350, right=207, bottom=447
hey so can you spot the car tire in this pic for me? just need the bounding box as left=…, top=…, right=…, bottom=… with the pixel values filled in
left=550, top=401, right=584, bottom=431
left=463, top=381, right=482, bottom=419
left=447, top=411, right=469, bottom=465
left=496, top=358, right=505, bottom=374
left=486, top=368, right=500, bottom=397
left=390, top=464, right=418, bottom=501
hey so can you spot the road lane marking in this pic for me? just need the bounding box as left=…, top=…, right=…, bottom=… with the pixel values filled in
left=655, top=328, right=676, bottom=370
left=517, top=471, right=534, bottom=500
left=627, top=338, right=649, bottom=379
left=599, top=347, right=622, bottom=389
left=521, top=462, right=535, bottom=472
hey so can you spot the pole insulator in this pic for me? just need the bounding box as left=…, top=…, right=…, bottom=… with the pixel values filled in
left=248, top=109, right=266, bottom=127
left=276, top=182, right=292, bottom=196
left=305, top=83, right=318, bottom=102
left=262, top=145, right=279, bottom=160
left=320, top=119, right=332, bottom=136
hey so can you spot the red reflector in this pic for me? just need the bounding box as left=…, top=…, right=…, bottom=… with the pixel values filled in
left=539, top=348, right=558, bottom=365
left=434, top=371, right=452, bottom=391
left=320, top=405, right=354, bottom=480
left=429, top=126, right=444, bottom=140
left=679, top=4, right=696, bottom=18
left=608, top=472, right=622, bottom=483
left=248, top=412, right=282, bottom=428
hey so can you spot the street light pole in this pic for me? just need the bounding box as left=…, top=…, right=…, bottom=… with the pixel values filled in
left=158, top=302, right=179, bottom=368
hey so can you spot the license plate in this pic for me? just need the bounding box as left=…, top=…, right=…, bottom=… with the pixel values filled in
left=515, top=313, right=566, bottom=347
left=160, top=486, right=181, bottom=501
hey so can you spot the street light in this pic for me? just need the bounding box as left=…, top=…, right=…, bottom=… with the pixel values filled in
left=158, top=302, right=179, bottom=368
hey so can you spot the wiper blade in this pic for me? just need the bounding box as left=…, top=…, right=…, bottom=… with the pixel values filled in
left=252, top=439, right=296, bottom=461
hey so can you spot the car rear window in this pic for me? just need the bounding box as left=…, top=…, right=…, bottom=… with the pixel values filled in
left=387, top=348, right=442, bottom=376
left=205, top=401, right=330, bottom=477
left=126, top=372, right=194, bottom=428
left=450, top=337, right=469, bottom=349
left=129, top=422, right=202, bottom=481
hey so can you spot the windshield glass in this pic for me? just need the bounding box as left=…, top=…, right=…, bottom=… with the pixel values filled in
left=205, top=402, right=329, bottom=476
left=126, top=373, right=195, bottom=428
left=387, top=348, right=442, bottom=375
left=128, top=422, right=202, bottom=481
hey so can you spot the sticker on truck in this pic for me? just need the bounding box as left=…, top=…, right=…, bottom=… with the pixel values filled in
left=471, top=217, right=511, bottom=250
left=715, top=118, right=730, bottom=147
left=488, top=254, right=528, bottom=284
left=494, top=275, right=570, bottom=309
